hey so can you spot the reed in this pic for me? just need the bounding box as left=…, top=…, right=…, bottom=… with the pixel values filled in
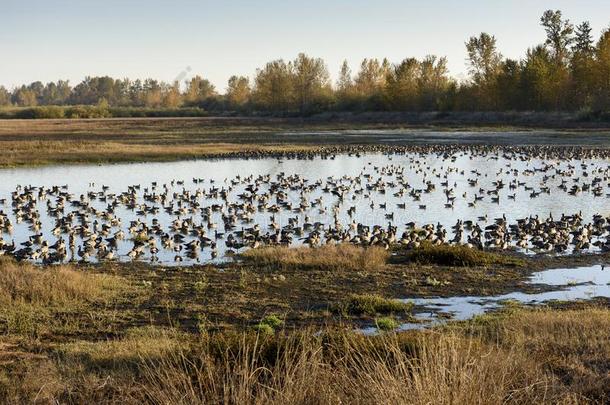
left=0, top=307, right=607, bottom=403
left=398, top=243, right=525, bottom=267
left=242, top=244, right=389, bottom=271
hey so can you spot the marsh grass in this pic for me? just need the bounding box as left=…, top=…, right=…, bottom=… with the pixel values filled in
left=57, top=326, right=187, bottom=370
left=0, top=139, right=316, bottom=167
left=337, top=294, right=413, bottom=316
left=0, top=258, right=607, bottom=403
left=0, top=117, right=323, bottom=167
left=0, top=307, right=607, bottom=403
left=397, top=243, right=526, bottom=267
left=463, top=307, right=610, bottom=402
left=242, top=244, right=389, bottom=271
left=375, top=316, right=399, bottom=331
left=0, top=258, right=129, bottom=337
left=0, top=257, right=123, bottom=307
left=133, top=327, right=567, bottom=404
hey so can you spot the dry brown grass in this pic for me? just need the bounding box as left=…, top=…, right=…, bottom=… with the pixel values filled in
left=133, top=307, right=610, bottom=404
left=133, top=329, right=567, bottom=404
left=2, top=116, right=610, bottom=167
left=468, top=307, right=610, bottom=402
left=0, top=117, right=325, bottom=167
left=0, top=258, right=131, bottom=338
left=0, top=306, right=608, bottom=404
left=0, top=139, right=316, bottom=167
left=396, top=243, right=526, bottom=267
left=242, top=244, right=389, bottom=271
left=0, top=254, right=606, bottom=403
left=0, top=257, right=123, bottom=307
left=0, top=326, right=187, bottom=404
left=58, top=326, right=187, bottom=369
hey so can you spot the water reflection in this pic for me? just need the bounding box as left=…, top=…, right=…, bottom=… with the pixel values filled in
left=388, top=265, right=610, bottom=333
left=1, top=150, right=610, bottom=264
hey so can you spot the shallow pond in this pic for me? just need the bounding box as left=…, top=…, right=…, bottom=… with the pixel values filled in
left=359, top=264, right=610, bottom=334
left=1, top=148, right=610, bottom=264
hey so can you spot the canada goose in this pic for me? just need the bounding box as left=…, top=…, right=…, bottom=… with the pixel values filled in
left=3, top=144, right=610, bottom=265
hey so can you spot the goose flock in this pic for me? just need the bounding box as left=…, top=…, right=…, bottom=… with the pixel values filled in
left=2, top=144, right=610, bottom=265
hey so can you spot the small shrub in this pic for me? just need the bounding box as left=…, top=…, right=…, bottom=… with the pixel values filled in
left=260, top=314, right=284, bottom=329
left=375, top=317, right=399, bottom=331
left=398, top=243, right=525, bottom=267
left=253, top=314, right=284, bottom=334
left=252, top=323, right=275, bottom=335
left=339, top=294, right=413, bottom=316
left=242, top=244, right=388, bottom=271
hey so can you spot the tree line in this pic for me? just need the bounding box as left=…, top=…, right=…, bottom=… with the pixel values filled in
left=1, top=10, right=609, bottom=117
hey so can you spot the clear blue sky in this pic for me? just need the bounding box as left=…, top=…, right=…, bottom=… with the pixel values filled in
left=2, top=0, right=609, bottom=92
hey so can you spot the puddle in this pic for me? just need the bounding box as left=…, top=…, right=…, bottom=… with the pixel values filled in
left=362, top=265, right=610, bottom=334
left=2, top=149, right=610, bottom=264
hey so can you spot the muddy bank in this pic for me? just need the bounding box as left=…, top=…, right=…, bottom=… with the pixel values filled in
left=82, top=250, right=610, bottom=333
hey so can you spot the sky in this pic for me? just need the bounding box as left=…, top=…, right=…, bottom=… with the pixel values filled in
left=2, top=0, right=610, bottom=92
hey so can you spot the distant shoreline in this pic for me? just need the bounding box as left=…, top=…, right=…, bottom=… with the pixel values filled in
left=2, top=116, right=610, bottom=168
left=1, top=110, right=610, bottom=130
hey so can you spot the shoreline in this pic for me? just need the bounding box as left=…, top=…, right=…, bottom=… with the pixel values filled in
left=2, top=118, right=610, bottom=168
left=2, top=111, right=610, bottom=129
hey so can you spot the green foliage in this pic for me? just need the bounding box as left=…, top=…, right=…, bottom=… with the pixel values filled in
left=399, top=243, right=525, bottom=267
left=252, top=323, right=274, bottom=335
left=340, top=294, right=413, bottom=316
left=0, top=86, right=11, bottom=106
left=252, top=59, right=296, bottom=112
left=5, top=11, right=610, bottom=118
left=0, top=106, right=207, bottom=119
left=226, top=75, right=251, bottom=110
left=375, top=316, right=399, bottom=331
left=260, top=314, right=284, bottom=329
left=253, top=314, right=284, bottom=334
left=184, top=75, right=216, bottom=106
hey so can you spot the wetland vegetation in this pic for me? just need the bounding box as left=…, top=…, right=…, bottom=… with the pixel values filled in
left=2, top=11, right=610, bottom=121
left=4, top=0, right=610, bottom=402
left=1, top=127, right=610, bottom=402
left=0, top=254, right=609, bottom=403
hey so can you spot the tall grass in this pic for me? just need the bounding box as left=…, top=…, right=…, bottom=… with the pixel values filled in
left=134, top=330, right=565, bottom=404
left=242, top=244, right=389, bottom=271
left=397, top=243, right=525, bottom=267
left=468, top=308, right=610, bottom=402
left=0, top=257, right=122, bottom=306
left=0, top=258, right=128, bottom=337
left=0, top=307, right=606, bottom=403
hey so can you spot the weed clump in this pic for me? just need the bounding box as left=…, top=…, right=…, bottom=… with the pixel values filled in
left=253, top=314, right=284, bottom=334
left=242, top=244, right=388, bottom=271
left=397, top=243, right=525, bottom=267
left=375, top=317, right=399, bottom=331
left=338, top=294, right=413, bottom=316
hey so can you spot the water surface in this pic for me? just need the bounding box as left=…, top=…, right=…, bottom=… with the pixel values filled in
left=1, top=149, right=610, bottom=264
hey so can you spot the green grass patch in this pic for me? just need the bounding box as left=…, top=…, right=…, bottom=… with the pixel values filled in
left=338, top=294, right=413, bottom=316
left=396, top=243, right=526, bottom=267
left=375, top=317, right=399, bottom=331
left=253, top=314, right=285, bottom=334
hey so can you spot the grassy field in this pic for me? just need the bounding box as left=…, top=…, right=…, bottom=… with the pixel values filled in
left=1, top=117, right=610, bottom=403
left=0, top=245, right=602, bottom=335
left=2, top=117, right=610, bottom=167
left=0, top=252, right=608, bottom=403
left=0, top=117, right=316, bottom=167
